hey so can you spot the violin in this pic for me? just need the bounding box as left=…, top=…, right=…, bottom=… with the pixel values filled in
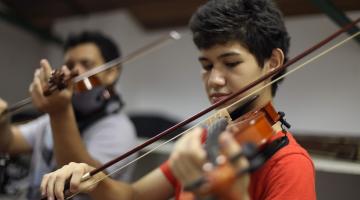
left=40, top=18, right=360, bottom=200
left=2, top=31, right=181, bottom=116
left=183, top=102, right=290, bottom=200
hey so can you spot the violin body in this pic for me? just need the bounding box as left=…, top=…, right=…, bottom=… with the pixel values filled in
left=193, top=102, right=282, bottom=200
left=73, top=76, right=102, bottom=92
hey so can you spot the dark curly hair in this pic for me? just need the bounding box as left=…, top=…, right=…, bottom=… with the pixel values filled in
left=64, top=31, right=121, bottom=63
left=189, top=0, right=290, bottom=96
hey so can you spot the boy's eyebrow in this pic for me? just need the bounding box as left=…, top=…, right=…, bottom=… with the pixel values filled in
left=218, top=52, right=241, bottom=59
left=198, top=56, right=208, bottom=61
left=198, top=51, right=241, bottom=61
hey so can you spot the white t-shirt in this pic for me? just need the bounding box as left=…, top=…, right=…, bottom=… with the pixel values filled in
left=19, top=111, right=138, bottom=200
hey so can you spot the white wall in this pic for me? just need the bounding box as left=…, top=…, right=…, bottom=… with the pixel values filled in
left=47, top=10, right=360, bottom=135
left=277, top=13, right=360, bottom=135
left=0, top=18, right=46, bottom=104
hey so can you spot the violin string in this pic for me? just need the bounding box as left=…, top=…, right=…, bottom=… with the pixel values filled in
left=66, top=30, right=360, bottom=199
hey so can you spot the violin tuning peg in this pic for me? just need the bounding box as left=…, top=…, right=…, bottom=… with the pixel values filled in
left=216, top=155, right=227, bottom=165
left=202, top=162, right=214, bottom=172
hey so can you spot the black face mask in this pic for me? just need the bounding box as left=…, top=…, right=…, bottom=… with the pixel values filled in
left=72, top=86, right=110, bottom=116
left=71, top=86, right=123, bottom=132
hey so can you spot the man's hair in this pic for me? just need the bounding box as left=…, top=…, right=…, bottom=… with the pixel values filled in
left=189, top=0, right=290, bottom=96
left=64, top=31, right=121, bottom=63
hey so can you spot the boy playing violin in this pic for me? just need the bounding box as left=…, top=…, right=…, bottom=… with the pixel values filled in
left=39, top=0, right=316, bottom=199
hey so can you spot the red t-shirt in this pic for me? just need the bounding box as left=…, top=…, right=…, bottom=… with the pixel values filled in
left=160, top=131, right=316, bottom=200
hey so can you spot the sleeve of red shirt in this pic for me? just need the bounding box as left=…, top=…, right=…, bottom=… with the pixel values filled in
left=159, top=128, right=208, bottom=189
left=160, top=161, right=179, bottom=188
left=262, top=153, right=316, bottom=200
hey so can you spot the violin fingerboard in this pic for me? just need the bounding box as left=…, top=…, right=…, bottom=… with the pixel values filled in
left=202, top=109, right=232, bottom=127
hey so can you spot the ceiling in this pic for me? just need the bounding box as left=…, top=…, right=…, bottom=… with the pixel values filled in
left=1, top=0, right=360, bottom=30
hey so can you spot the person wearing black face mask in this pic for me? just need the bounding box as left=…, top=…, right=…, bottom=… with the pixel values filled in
left=0, top=31, right=138, bottom=200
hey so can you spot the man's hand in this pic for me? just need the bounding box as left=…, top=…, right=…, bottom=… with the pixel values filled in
left=40, top=162, right=104, bottom=200
left=29, top=59, right=73, bottom=114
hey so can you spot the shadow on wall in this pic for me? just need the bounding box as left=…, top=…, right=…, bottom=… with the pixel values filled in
left=129, top=113, right=187, bottom=140
left=128, top=113, right=187, bottom=181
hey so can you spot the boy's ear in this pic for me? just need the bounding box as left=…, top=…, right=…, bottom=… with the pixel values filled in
left=266, top=48, right=285, bottom=72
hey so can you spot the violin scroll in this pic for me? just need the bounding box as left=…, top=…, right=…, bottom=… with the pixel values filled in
left=43, top=69, right=79, bottom=96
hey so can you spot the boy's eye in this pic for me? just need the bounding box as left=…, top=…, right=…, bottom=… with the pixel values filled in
left=225, top=61, right=241, bottom=68
left=202, top=64, right=213, bottom=71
